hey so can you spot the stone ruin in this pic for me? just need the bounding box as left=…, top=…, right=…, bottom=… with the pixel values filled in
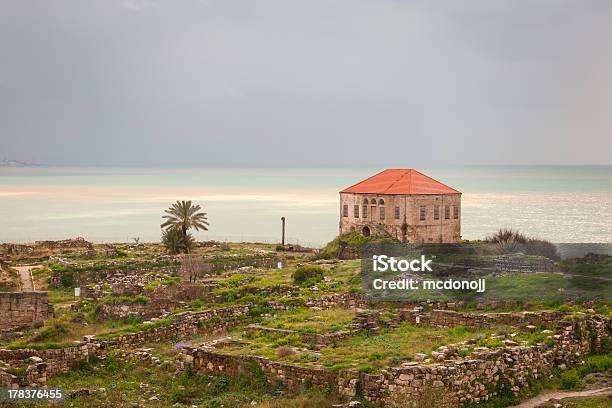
left=179, top=310, right=611, bottom=406
left=0, top=292, right=54, bottom=332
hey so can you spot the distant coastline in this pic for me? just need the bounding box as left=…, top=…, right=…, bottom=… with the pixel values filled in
left=0, top=159, right=46, bottom=167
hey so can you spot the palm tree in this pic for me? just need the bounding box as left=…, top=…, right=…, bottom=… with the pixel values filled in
left=161, top=200, right=209, bottom=252
left=161, top=227, right=194, bottom=254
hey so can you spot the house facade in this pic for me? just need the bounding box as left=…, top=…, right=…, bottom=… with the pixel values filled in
left=339, top=169, right=461, bottom=243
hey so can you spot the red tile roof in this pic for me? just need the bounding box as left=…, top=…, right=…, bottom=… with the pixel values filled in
left=340, top=169, right=461, bottom=195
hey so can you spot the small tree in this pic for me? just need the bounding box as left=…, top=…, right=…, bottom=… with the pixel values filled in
left=160, top=200, right=209, bottom=253
left=179, top=255, right=210, bottom=282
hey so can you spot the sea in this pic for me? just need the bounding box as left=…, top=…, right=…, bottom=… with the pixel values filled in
left=1, top=166, right=611, bottom=247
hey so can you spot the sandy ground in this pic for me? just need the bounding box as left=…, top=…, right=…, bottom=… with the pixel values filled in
left=14, top=265, right=39, bottom=291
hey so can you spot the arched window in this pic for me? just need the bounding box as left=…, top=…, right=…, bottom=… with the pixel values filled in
left=378, top=199, right=385, bottom=205
left=370, top=198, right=377, bottom=205
left=363, top=198, right=369, bottom=205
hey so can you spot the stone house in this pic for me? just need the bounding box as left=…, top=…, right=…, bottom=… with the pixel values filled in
left=339, top=169, right=461, bottom=243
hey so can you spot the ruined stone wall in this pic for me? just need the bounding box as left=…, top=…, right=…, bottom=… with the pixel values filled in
left=0, top=362, right=47, bottom=388
left=395, top=309, right=567, bottom=330
left=0, top=343, right=97, bottom=377
left=339, top=192, right=461, bottom=243
left=97, top=299, right=177, bottom=320
left=183, top=348, right=359, bottom=397
left=98, top=305, right=252, bottom=349
left=0, top=292, right=54, bottom=330
left=183, top=315, right=609, bottom=405
left=362, top=315, right=610, bottom=405
left=0, top=305, right=252, bottom=380
left=300, top=293, right=521, bottom=313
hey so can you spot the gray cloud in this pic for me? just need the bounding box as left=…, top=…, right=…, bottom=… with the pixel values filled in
left=1, top=0, right=611, bottom=166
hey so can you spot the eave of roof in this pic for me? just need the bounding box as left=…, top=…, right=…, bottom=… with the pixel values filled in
left=340, top=169, right=461, bottom=195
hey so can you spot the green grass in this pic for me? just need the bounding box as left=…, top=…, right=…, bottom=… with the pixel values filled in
left=481, top=273, right=571, bottom=301
left=315, top=324, right=484, bottom=372
left=514, top=326, right=557, bottom=347
left=560, top=353, right=612, bottom=390
left=259, top=308, right=356, bottom=333
left=48, top=288, right=77, bottom=304
left=102, top=294, right=150, bottom=305
left=228, top=323, right=492, bottom=373
left=43, top=353, right=290, bottom=408
left=565, top=396, right=612, bottom=408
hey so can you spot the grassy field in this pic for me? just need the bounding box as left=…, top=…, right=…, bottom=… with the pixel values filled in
left=224, top=322, right=505, bottom=373
left=43, top=353, right=340, bottom=408
left=258, top=307, right=356, bottom=333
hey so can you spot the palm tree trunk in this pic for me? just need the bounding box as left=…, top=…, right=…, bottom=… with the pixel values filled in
left=182, top=225, right=189, bottom=253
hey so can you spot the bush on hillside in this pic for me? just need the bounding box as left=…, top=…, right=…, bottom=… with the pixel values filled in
left=321, top=231, right=398, bottom=259
left=523, top=239, right=560, bottom=261
left=485, top=228, right=527, bottom=244
left=292, top=265, right=325, bottom=286
left=486, top=228, right=559, bottom=260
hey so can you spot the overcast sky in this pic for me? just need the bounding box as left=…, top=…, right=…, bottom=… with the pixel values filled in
left=1, top=1, right=611, bottom=167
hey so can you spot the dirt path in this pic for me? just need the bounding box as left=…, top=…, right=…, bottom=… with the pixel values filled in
left=512, top=387, right=612, bottom=408
left=14, top=265, right=39, bottom=291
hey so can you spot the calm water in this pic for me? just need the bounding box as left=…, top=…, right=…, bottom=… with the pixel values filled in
left=1, top=166, right=611, bottom=247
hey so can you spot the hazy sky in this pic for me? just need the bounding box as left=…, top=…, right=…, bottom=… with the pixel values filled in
left=1, top=1, right=611, bottom=167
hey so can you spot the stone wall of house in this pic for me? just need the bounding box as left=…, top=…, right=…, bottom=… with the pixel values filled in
left=0, top=292, right=54, bottom=330
left=340, top=192, right=461, bottom=243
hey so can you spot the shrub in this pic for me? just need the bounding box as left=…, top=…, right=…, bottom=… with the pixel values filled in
left=31, top=322, right=69, bottom=342
left=60, top=271, right=74, bottom=288
left=249, top=306, right=273, bottom=317
left=560, top=370, right=580, bottom=390
left=292, top=265, right=325, bottom=286
left=485, top=228, right=559, bottom=260
left=577, top=354, right=612, bottom=377
left=211, top=375, right=231, bottom=394
left=477, top=337, right=503, bottom=349
left=486, top=228, right=527, bottom=244
left=523, top=239, right=560, bottom=261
